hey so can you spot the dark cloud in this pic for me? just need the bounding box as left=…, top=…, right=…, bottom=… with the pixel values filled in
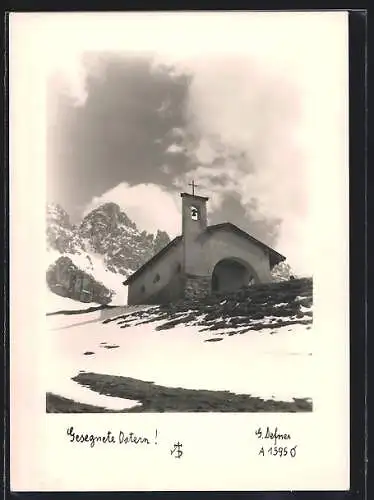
left=208, top=174, right=233, bottom=186
left=209, top=192, right=281, bottom=246
left=47, top=53, right=191, bottom=220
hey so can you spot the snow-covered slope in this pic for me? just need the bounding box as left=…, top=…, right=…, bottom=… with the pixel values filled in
left=46, top=287, right=101, bottom=314
left=46, top=278, right=313, bottom=412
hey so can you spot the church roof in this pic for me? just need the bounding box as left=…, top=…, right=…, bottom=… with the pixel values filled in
left=206, top=223, right=286, bottom=268
left=123, top=236, right=182, bottom=285
left=123, top=223, right=285, bottom=286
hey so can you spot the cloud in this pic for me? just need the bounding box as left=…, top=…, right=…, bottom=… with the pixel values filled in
left=37, top=12, right=347, bottom=275
left=83, top=183, right=181, bottom=237
left=166, top=143, right=185, bottom=154
left=153, top=15, right=347, bottom=275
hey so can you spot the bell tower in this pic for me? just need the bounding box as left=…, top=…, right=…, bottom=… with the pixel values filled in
left=181, top=192, right=208, bottom=239
left=180, top=181, right=209, bottom=277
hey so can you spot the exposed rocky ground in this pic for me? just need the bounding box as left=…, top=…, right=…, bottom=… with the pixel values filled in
left=103, top=277, right=313, bottom=336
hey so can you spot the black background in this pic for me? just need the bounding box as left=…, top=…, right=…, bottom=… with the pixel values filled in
left=2, top=8, right=368, bottom=500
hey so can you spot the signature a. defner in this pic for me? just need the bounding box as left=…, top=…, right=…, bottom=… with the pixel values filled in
left=255, top=426, right=291, bottom=446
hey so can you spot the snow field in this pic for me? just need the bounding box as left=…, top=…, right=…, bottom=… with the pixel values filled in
left=47, top=307, right=313, bottom=409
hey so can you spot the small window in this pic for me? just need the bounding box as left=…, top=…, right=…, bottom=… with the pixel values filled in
left=153, top=273, right=160, bottom=283
left=140, top=285, right=146, bottom=293
left=176, top=263, right=182, bottom=273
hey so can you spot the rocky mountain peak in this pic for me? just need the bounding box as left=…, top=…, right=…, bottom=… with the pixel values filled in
left=47, top=203, right=72, bottom=229
left=80, top=203, right=137, bottom=239
left=46, top=202, right=171, bottom=304
left=85, top=202, right=125, bottom=221
left=153, top=229, right=171, bottom=254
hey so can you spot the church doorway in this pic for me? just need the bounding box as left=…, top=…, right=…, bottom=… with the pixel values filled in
left=211, top=258, right=257, bottom=294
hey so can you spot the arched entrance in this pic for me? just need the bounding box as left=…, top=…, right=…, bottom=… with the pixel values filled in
left=211, top=258, right=257, bottom=294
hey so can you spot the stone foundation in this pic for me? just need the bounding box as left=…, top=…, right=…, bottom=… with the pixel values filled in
left=184, top=274, right=211, bottom=300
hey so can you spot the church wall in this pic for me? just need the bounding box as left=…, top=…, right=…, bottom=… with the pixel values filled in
left=183, top=234, right=211, bottom=276
left=127, top=229, right=273, bottom=304
left=137, top=273, right=185, bottom=305
left=127, top=242, right=184, bottom=305
left=205, top=230, right=272, bottom=283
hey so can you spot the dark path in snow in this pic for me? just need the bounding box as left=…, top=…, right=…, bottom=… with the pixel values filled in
left=47, top=372, right=312, bottom=413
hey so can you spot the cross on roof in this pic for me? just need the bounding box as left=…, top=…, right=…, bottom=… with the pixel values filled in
left=188, top=180, right=199, bottom=196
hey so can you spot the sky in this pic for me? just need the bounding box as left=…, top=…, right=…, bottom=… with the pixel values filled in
left=42, top=12, right=348, bottom=276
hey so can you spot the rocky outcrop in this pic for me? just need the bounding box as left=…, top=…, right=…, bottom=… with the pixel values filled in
left=46, top=256, right=113, bottom=304
left=271, top=261, right=294, bottom=281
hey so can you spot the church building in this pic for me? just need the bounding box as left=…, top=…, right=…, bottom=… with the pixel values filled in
left=123, top=188, right=286, bottom=305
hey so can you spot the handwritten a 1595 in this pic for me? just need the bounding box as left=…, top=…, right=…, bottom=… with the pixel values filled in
left=254, top=426, right=298, bottom=458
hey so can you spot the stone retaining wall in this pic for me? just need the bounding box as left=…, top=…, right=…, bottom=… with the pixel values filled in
left=184, top=275, right=211, bottom=300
